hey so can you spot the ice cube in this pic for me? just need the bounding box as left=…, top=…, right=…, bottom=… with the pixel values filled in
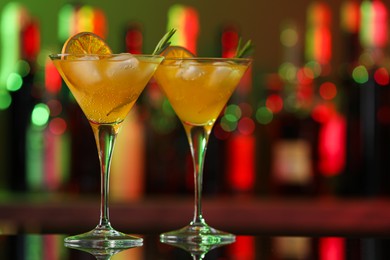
left=213, top=61, right=233, bottom=75
left=106, top=53, right=139, bottom=77
left=208, top=61, right=234, bottom=86
left=108, top=53, right=132, bottom=60
left=110, top=53, right=139, bottom=68
left=176, top=61, right=204, bottom=81
left=70, top=57, right=102, bottom=85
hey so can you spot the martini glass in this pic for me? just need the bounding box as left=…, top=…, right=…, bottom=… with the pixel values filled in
left=154, top=57, right=251, bottom=244
left=50, top=53, right=163, bottom=248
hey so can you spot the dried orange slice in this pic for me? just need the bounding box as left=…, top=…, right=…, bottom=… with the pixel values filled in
left=160, top=46, right=195, bottom=58
left=61, top=32, right=112, bottom=56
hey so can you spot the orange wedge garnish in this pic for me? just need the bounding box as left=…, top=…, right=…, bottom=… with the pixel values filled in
left=160, top=46, right=195, bottom=58
left=61, top=32, right=112, bottom=57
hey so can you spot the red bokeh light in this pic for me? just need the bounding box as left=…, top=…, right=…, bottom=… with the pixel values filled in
left=266, top=94, right=283, bottom=113
left=374, top=67, right=389, bottom=86
left=319, top=82, right=337, bottom=100
left=238, top=117, right=255, bottom=135
left=49, top=118, right=67, bottom=135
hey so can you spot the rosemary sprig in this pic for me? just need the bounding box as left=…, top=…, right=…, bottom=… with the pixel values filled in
left=152, top=28, right=177, bottom=55
left=235, top=38, right=254, bottom=58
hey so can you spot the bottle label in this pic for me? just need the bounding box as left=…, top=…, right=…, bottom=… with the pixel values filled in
left=273, top=140, right=312, bottom=184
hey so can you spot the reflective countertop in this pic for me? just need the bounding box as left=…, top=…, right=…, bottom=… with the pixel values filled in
left=1, top=233, right=390, bottom=259
left=2, top=196, right=390, bottom=259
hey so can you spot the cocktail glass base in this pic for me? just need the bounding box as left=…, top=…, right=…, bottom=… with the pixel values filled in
left=160, top=222, right=235, bottom=245
left=64, top=226, right=143, bottom=249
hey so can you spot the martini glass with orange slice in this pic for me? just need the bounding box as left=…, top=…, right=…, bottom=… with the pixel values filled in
left=50, top=32, right=164, bottom=248
left=154, top=46, right=252, bottom=245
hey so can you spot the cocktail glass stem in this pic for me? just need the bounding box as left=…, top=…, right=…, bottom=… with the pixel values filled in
left=94, top=123, right=117, bottom=230
left=185, top=124, right=210, bottom=226
left=64, top=122, right=142, bottom=248
left=160, top=123, right=235, bottom=244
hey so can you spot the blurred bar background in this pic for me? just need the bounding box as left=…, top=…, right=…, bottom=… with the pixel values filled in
left=1, top=0, right=390, bottom=257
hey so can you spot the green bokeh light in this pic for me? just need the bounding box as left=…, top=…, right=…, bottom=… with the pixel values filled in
left=255, top=106, right=273, bottom=125
left=58, top=4, right=75, bottom=43
left=224, top=114, right=237, bottom=122
left=224, top=104, right=242, bottom=121
left=0, top=2, right=21, bottom=89
left=16, top=60, right=30, bottom=77
left=220, top=115, right=238, bottom=132
left=278, top=62, right=297, bottom=82
left=6, top=72, right=23, bottom=91
left=304, top=61, right=322, bottom=78
left=31, top=103, right=50, bottom=126
left=352, top=65, right=369, bottom=84
left=0, top=91, right=12, bottom=110
left=359, top=1, right=372, bottom=48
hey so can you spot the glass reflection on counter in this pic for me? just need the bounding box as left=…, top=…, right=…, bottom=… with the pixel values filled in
left=159, top=239, right=234, bottom=260
left=65, top=241, right=144, bottom=260
left=273, top=236, right=312, bottom=259
left=0, top=235, right=68, bottom=260
left=225, top=236, right=255, bottom=260
left=1, top=235, right=390, bottom=259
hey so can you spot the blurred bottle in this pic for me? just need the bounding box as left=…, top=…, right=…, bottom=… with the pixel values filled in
left=269, top=103, right=319, bottom=197
left=266, top=19, right=321, bottom=197
left=7, top=15, right=40, bottom=192
left=340, top=0, right=390, bottom=197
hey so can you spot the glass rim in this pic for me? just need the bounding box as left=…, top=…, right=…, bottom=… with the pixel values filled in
left=162, top=57, right=252, bottom=62
left=49, top=53, right=164, bottom=59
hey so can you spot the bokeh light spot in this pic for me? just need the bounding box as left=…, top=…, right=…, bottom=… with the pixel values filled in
left=225, top=104, right=242, bottom=120
left=31, top=103, right=50, bottom=126
left=319, top=82, right=337, bottom=100
left=16, top=60, right=30, bottom=77
left=49, top=118, right=67, bottom=135
left=238, top=117, right=255, bottom=135
left=280, top=28, right=298, bottom=47
left=266, top=94, right=283, bottom=113
left=352, top=65, right=369, bottom=84
left=374, top=67, right=389, bottom=86
left=221, top=115, right=238, bottom=132
left=0, top=91, right=12, bottom=110
left=6, top=73, right=23, bottom=91
left=47, top=99, right=63, bottom=117
left=255, top=106, right=273, bottom=125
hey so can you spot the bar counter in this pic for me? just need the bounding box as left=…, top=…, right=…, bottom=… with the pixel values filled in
left=1, top=195, right=390, bottom=235
left=2, top=195, right=390, bottom=258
